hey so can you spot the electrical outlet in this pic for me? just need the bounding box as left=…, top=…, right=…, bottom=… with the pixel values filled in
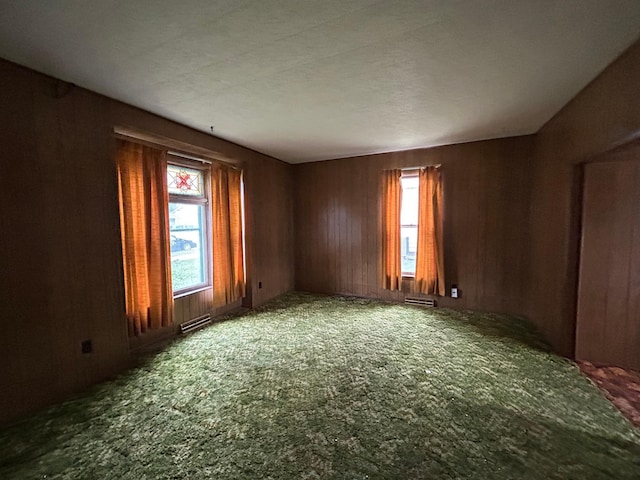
left=451, top=285, right=459, bottom=298
left=81, top=339, right=92, bottom=354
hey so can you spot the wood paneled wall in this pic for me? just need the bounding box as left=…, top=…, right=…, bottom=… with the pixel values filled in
left=174, top=289, right=213, bottom=325
left=244, top=156, right=295, bottom=308
left=576, top=147, right=640, bottom=370
left=0, top=59, right=294, bottom=424
left=529, top=38, right=640, bottom=357
left=294, top=136, right=535, bottom=314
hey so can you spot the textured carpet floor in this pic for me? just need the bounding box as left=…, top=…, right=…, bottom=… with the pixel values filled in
left=1, top=292, right=640, bottom=479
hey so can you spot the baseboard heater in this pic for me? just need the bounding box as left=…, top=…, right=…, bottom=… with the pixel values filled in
left=180, top=314, right=211, bottom=334
left=404, top=297, right=436, bottom=307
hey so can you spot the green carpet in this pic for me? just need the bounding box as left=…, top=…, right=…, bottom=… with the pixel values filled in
left=1, top=292, right=639, bottom=479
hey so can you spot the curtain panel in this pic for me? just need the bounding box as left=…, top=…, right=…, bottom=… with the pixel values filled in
left=415, top=167, right=445, bottom=295
left=116, top=140, right=173, bottom=336
left=211, top=165, right=245, bottom=306
left=381, top=169, right=403, bottom=290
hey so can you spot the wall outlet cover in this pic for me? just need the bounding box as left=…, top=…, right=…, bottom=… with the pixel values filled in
left=81, top=339, right=92, bottom=354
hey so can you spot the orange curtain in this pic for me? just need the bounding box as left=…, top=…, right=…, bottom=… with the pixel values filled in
left=381, top=169, right=402, bottom=290
left=212, top=164, right=245, bottom=306
left=415, top=167, right=445, bottom=295
left=116, top=140, right=173, bottom=336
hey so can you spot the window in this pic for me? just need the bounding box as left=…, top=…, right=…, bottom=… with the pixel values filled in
left=167, top=162, right=209, bottom=295
left=117, top=140, right=246, bottom=336
left=381, top=166, right=444, bottom=294
left=400, top=174, right=419, bottom=276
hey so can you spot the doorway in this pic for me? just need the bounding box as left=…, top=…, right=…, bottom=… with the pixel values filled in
left=575, top=142, right=640, bottom=370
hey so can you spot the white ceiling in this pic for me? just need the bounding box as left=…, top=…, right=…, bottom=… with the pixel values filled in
left=1, top=1, right=639, bottom=163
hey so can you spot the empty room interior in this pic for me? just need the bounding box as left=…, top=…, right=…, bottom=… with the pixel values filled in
left=2, top=1, right=640, bottom=478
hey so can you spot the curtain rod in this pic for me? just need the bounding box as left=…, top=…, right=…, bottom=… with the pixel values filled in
left=400, top=164, right=441, bottom=171
left=168, top=150, right=212, bottom=164
left=168, top=151, right=242, bottom=171
left=167, top=150, right=241, bottom=171
left=167, top=150, right=212, bottom=165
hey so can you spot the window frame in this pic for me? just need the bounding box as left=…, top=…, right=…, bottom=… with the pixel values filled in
left=167, top=155, right=212, bottom=297
left=400, top=170, right=419, bottom=278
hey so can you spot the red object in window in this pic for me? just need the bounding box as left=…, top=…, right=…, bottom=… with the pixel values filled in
left=176, top=171, right=191, bottom=191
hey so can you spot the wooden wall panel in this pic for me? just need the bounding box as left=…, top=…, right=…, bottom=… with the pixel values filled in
left=529, top=38, right=640, bottom=357
left=245, top=156, right=295, bottom=308
left=172, top=288, right=214, bottom=326
left=576, top=149, right=640, bottom=370
left=0, top=59, right=294, bottom=424
left=294, top=136, right=535, bottom=314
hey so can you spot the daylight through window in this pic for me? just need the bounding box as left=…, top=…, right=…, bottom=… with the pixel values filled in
left=400, top=174, right=419, bottom=276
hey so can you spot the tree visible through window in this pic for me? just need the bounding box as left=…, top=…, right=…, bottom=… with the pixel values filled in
left=167, top=164, right=209, bottom=293
left=400, top=174, right=419, bottom=276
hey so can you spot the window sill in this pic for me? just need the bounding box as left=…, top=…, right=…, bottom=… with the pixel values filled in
left=173, top=285, right=212, bottom=300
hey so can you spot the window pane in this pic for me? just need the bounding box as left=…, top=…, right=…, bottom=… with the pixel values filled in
left=401, top=225, right=417, bottom=275
left=167, top=165, right=204, bottom=196
left=169, top=203, right=206, bottom=292
left=400, top=175, right=419, bottom=275
left=400, top=176, right=419, bottom=225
